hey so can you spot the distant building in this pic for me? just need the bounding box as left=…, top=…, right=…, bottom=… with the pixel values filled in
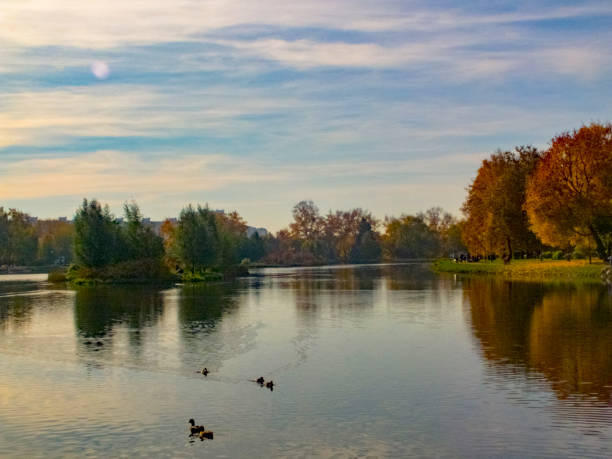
left=246, top=227, right=268, bottom=238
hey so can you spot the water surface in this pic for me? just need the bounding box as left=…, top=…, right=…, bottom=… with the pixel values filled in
left=1, top=265, right=611, bottom=457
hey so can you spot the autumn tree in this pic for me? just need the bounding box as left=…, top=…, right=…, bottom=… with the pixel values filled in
left=321, top=208, right=379, bottom=262
left=289, top=200, right=324, bottom=253
left=37, top=219, right=75, bottom=265
left=462, top=146, right=541, bottom=262
left=0, top=208, right=38, bottom=266
left=525, top=123, right=612, bottom=260
left=160, top=218, right=179, bottom=265
left=215, top=210, right=248, bottom=267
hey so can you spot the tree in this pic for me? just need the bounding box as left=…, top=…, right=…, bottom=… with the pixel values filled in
left=525, top=123, right=612, bottom=260
left=215, top=210, right=248, bottom=267
left=462, top=147, right=541, bottom=262
left=123, top=202, right=164, bottom=261
left=37, top=219, right=75, bottom=265
left=73, top=199, right=122, bottom=268
left=175, top=205, right=220, bottom=272
left=290, top=200, right=324, bottom=252
left=0, top=209, right=38, bottom=265
left=418, top=207, right=465, bottom=256
left=241, top=231, right=266, bottom=262
left=348, top=218, right=382, bottom=263
left=0, top=208, right=9, bottom=264
left=160, top=218, right=179, bottom=265
left=383, top=215, right=440, bottom=259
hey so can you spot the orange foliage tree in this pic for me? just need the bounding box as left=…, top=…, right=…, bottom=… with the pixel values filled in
left=462, top=147, right=541, bottom=262
left=525, top=123, right=612, bottom=260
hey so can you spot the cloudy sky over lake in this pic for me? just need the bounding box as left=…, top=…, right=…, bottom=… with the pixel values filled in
left=1, top=0, right=611, bottom=230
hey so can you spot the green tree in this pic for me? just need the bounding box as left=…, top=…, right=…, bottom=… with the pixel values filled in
left=348, top=218, right=382, bottom=263
left=384, top=215, right=440, bottom=259
left=73, top=199, right=122, bottom=268
left=123, top=202, right=164, bottom=261
left=175, top=205, right=220, bottom=272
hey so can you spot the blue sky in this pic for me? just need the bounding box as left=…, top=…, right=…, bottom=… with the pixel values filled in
left=1, top=0, right=611, bottom=231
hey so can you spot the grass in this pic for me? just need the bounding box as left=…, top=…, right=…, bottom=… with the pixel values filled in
left=181, top=271, right=224, bottom=283
left=432, top=258, right=607, bottom=280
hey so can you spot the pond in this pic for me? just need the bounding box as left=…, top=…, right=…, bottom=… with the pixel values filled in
left=1, top=265, right=611, bottom=457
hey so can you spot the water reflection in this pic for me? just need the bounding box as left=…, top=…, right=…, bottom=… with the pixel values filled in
left=178, top=283, right=238, bottom=333
left=2, top=267, right=612, bottom=457
left=75, top=286, right=165, bottom=337
left=0, top=279, right=71, bottom=332
left=465, top=278, right=612, bottom=405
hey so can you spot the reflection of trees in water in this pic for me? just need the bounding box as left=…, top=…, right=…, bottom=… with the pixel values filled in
left=465, top=278, right=612, bottom=404
left=178, top=283, right=238, bottom=333
left=0, top=293, right=34, bottom=330
left=529, top=287, right=612, bottom=401
left=0, top=282, right=68, bottom=330
left=379, top=264, right=440, bottom=291
left=178, top=283, right=256, bottom=374
left=74, top=285, right=165, bottom=344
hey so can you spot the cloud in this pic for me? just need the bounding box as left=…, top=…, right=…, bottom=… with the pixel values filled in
left=0, top=151, right=272, bottom=200
left=2, top=1, right=610, bottom=49
left=0, top=149, right=480, bottom=200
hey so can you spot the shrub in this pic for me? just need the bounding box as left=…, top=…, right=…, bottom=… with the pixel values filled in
left=48, top=269, right=67, bottom=282
left=572, top=249, right=585, bottom=260
left=541, top=251, right=553, bottom=259
left=66, top=258, right=174, bottom=283
left=552, top=251, right=564, bottom=260
left=182, top=271, right=223, bottom=282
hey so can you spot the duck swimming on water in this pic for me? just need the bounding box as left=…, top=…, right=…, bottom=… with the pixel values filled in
left=256, top=376, right=265, bottom=385
left=188, top=419, right=205, bottom=436
left=265, top=380, right=274, bottom=390
left=201, top=367, right=209, bottom=376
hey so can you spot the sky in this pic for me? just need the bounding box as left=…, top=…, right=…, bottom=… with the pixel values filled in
left=0, top=0, right=611, bottom=232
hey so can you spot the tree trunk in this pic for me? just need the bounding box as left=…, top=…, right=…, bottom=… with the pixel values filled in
left=588, top=225, right=607, bottom=260
left=503, top=237, right=512, bottom=264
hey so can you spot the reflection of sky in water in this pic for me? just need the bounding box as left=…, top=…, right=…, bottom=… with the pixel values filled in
left=0, top=265, right=611, bottom=457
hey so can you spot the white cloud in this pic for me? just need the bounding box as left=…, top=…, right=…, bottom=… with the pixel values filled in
left=2, top=1, right=610, bottom=49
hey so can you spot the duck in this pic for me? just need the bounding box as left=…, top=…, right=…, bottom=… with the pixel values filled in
left=256, top=376, right=265, bottom=385
left=201, top=367, right=209, bottom=376
left=188, top=418, right=205, bottom=436
left=199, top=430, right=214, bottom=440
left=265, top=380, right=274, bottom=389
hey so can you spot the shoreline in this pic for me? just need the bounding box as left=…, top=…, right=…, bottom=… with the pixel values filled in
left=432, top=258, right=608, bottom=281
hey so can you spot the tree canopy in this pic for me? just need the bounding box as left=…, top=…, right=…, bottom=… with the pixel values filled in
left=525, top=123, right=612, bottom=259
left=462, top=147, right=541, bottom=262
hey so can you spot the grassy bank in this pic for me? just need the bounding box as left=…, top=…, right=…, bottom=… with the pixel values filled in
left=48, top=261, right=249, bottom=285
left=432, top=258, right=607, bottom=280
